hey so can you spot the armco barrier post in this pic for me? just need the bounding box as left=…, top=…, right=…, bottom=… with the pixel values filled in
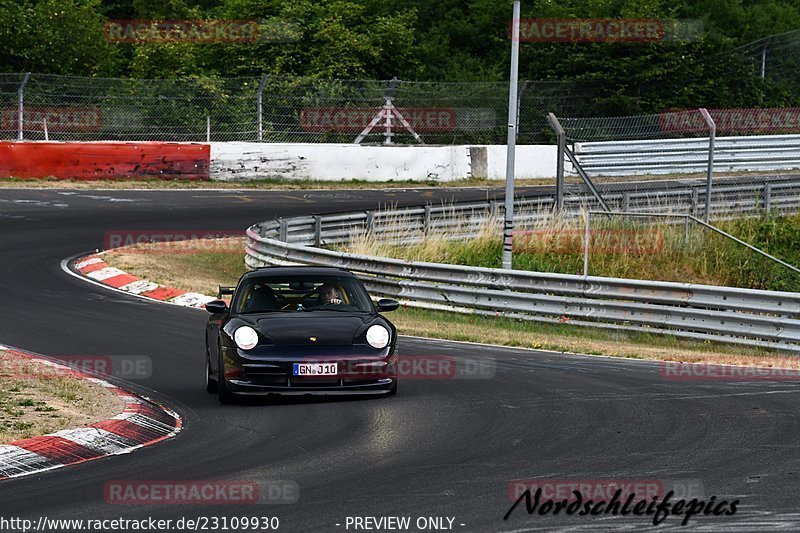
left=17, top=72, right=31, bottom=141
left=764, top=183, right=773, bottom=213
left=313, top=216, right=322, bottom=247
left=699, top=108, right=716, bottom=222
left=366, top=211, right=374, bottom=234
left=547, top=112, right=565, bottom=214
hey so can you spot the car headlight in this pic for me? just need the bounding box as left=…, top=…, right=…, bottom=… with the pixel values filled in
left=366, top=325, right=390, bottom=349
left=234, top=326, right=259, bottom=350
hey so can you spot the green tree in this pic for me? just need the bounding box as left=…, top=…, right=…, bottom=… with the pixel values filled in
left=0, top=0, right=120, bottom=75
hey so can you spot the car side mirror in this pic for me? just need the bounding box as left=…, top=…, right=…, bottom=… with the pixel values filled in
left=205, top=300, right=229, bottom=314
left=376, top=299, right=399, bottom=312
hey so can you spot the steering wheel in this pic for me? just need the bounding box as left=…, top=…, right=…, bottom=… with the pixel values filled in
left=280, top=287, right=321, bottom=310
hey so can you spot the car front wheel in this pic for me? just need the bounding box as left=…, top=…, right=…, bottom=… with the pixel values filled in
left=205, top=347, right=217, bottom=393
left=217, top=342, right=234, bottom=404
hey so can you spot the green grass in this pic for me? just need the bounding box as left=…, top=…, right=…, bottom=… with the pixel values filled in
left=391, top=306, right=782, bottom=360
left=345, top=212, right=800, bottom=292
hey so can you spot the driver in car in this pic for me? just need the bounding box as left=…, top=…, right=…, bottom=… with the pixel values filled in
left=318, top=283, right=343, bottom=305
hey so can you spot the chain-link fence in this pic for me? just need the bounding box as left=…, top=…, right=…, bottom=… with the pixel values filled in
left=0, top=73, right=601, bottom=144
left=716, top=29, right=800, bottom=103
left=548, top=109, right=800, bottom=221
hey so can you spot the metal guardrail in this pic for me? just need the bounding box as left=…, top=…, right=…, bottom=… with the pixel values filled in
left=574, top=135, right=800, bottom=176
left=244, top=198, right=800, bottom=353
left=276, top=178, right=800, bottom=245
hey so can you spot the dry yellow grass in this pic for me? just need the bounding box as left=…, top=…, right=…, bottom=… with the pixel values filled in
left=0, top=351, right=124, bottom=443
left=391, top=307, right=797, bottom=368
left=104, top=237, right=246, bottom=295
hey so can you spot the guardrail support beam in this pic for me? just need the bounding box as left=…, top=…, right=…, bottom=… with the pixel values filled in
left=313, top=216, right=321, bottom=247
left=279, top=219, right=288, bottom=242
left=547, top=112, right=565, bottom=213
left=764, top=183, right=773, bottom=213
left=366, top=211, right=375, bottom=234
left=699, top=108, right=716, bottom=222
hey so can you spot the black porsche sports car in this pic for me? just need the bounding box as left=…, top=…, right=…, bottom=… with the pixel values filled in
left=204, top=266, right=400, bottom=403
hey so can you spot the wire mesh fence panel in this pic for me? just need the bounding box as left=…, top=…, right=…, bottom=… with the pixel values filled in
left=261, top=77, right=387, bottom=143
left=553, top=109, right=800, bottom=219
left=716, top=29, right=800, bottom=106
left=0, top=73, right=28, bottom=140
left=0, top=72, right=604, bottom=144
left=19, top=74, right=262, bottom=142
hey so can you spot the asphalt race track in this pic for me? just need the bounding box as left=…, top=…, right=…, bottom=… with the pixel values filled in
left=1, top=187, right=800, bottom=532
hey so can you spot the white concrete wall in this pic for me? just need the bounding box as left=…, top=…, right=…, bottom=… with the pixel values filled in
left=210, top=143, right=556, bottom=182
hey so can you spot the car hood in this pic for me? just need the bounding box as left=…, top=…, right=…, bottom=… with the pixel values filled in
left=248, top=313, right=373, bottom=346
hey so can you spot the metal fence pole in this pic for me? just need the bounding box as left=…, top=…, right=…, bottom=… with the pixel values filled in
left=257, top=74, right=269, bottom=142
left=17, top=72, right=31, bottom=141
left=699, top=108, right=716, bottom=222
left=206, top=114, right=211, bottom=142
left=547, top=113, right=565, bottom=213
left=502, top=0, right=521, bottom=270
left=43, top=118, right=48, bottom=141
left=583, top=210, right=590, bottom=277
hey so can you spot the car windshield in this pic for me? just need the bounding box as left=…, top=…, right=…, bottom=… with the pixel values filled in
left=234, top=274, right=374, bottom=314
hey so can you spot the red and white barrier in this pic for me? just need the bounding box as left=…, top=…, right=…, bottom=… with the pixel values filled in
left=0, top=141, right=210, bottom=180
left=0, top=141, right=557, bottom=182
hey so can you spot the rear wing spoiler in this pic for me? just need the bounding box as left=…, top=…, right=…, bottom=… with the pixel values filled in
left=218, top=286, right=236, bottom=298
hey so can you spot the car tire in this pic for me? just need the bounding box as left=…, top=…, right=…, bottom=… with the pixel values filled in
left=205, top=347, right=218, bottom=393
left=217, top=343, right=234, bottom=404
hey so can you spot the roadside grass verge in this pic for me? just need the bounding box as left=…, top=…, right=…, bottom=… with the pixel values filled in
left=343, top=209, right=800, bottom=292
left=104, top=238, right=246, bottom=295
left=0, top=351, right=124, bottom=443
left=100, top=239, right=794, bottom=367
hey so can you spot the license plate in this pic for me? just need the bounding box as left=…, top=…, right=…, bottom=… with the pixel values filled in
left=293, top=363, right=337, bottom=376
